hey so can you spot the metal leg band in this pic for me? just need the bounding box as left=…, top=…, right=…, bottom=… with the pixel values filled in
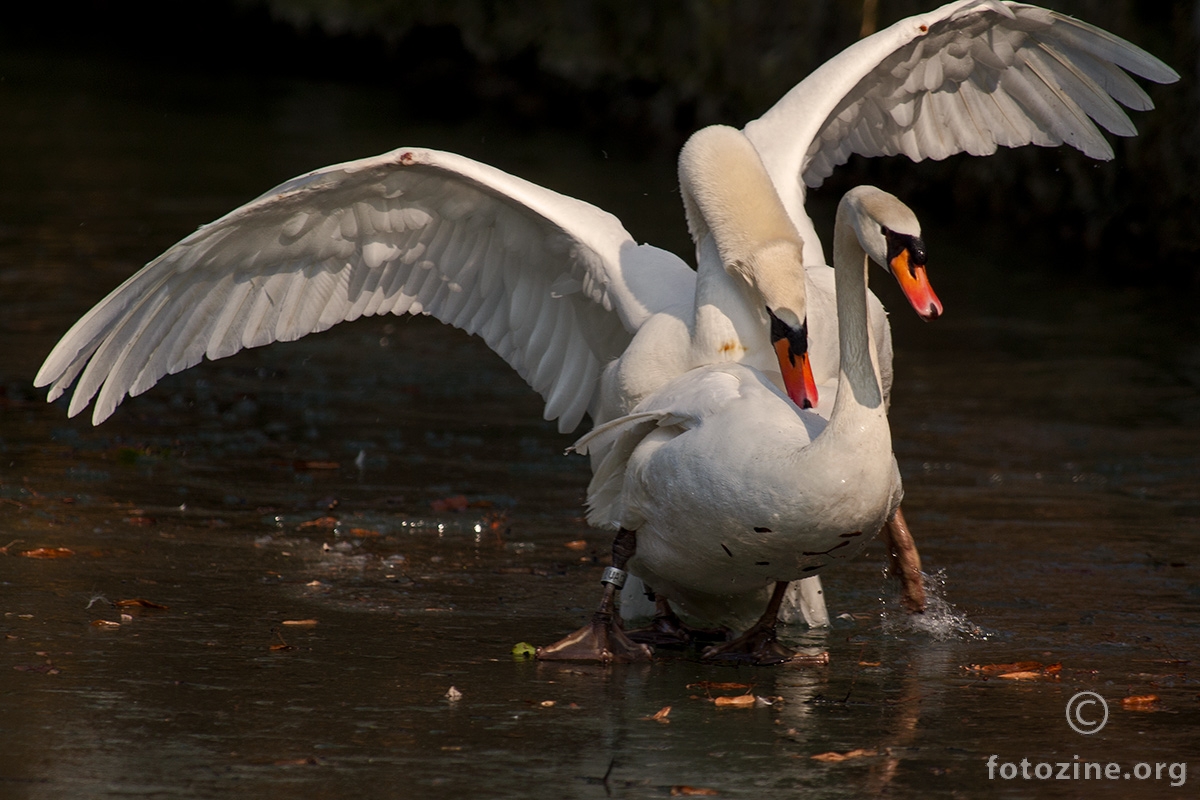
left=600, top=567, right=628, bottom=589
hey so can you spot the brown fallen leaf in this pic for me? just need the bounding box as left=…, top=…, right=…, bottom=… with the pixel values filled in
left=964, top=660, right=1046, bottom=674
left=114, top=598, right=169, bottom=610
left=124, top=516, right=156, bottom=526
left=294, top=460, right=340, bottom=470
left=858, top=661, right=882, bottom=667
left=713, top=695, right=756, bottom=708
left=281, top=619, right=319, bottom=627
left=811, top=748, right=878, bottom=762
left=1122, top=694, right=1160, bottom=710
left=564, top=539, right=589, bottom=550
left=347, top=528, right=380, bottom=538
left=90, top=619, right=121, bottom=629
left=299, top=516, right=339, bottom=529
left=642, top=705, right=671, bottom=723
left=670, top=787, right=719, bottom=797
left=19, top=547, right=75, bottom=559
left=998, top=663, right=1061, bottom=680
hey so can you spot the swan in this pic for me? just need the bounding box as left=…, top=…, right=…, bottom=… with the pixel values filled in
left=33, top=2, right=1175, bottom=657
left=540, top=127, right=928, bottom=664
left=741, top=0, right=1177, bottom=615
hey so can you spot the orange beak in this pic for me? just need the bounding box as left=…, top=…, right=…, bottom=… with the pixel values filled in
left=890, top=247, right=942, bottom=321
left=772, top=332, right=818, bottom=410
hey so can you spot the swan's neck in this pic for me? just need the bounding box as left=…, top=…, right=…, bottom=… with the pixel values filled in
left=829, top=213, right=884, bottom=418
left=689, top=235, right=774, bottom=372
left=677, top=126, right=804, bottom=381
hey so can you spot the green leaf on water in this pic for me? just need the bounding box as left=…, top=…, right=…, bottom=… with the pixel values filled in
left=511, top=642, right=537, bottom=659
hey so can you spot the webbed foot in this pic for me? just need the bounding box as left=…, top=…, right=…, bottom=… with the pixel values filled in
left=537, top=612, right=652, bottom=663
left=700, top=580, right=829, bottom=666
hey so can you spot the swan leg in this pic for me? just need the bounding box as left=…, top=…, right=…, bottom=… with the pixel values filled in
left=537, top=528, right=653, bottom=663
left=627, top=593, right=731, bottom=648
left=882, top=507, right=925, bottom=613
left=701, top=581, right=829, bottom=666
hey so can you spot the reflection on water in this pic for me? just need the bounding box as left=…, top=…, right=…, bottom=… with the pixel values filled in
left=2, top=41, right=1198, bottom=799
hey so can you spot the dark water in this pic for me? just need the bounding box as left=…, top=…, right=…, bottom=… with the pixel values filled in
left=2, top=44, right=1198, bottom=799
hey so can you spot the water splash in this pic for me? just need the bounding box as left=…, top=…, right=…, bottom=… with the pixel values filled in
left=881, top=568, right=993, bottom=641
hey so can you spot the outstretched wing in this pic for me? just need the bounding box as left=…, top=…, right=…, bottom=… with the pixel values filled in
left=745, top=0, right=1179, bottom=265
left=35, top=147, right=694, bottom=432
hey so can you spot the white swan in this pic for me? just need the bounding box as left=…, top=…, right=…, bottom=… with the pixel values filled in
left=34, top=2, right=1175, bottom=657
left=537, top=126, right=927, bottom=664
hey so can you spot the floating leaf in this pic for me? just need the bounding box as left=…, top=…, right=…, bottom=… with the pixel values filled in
left=281, top=619, right=318, bottom=627
left=964, top=660, right=1045, bottom=674
left=90, top=619, right=121, bottom=629
left=998, top=663, right=1061, bottom=680
left=299, top=516, right=338, bottom=529
left=124, top=516, right=156, bottom=526
left=445, top=686, right=463, bottom=702
left=294, top=460, right=340, bottom=470
left=811, top=748, right=878, bottom=762
left=114, top=598, right=169, bottom=609
left=965, top=661, right=1061, bottom=679
left=670, top=787, right=719, bottom=797
left=713, top=695, right=755, bottom=708
left=539, top=700, right=556, bottom=708
left=643, top=705, right=671, bottom=723
left=511, top=642, right=537, bottom=659
left=564, top=539, right=589, bottom=551
left=1122, top=694, right=1160, bottom=710
left=19, top=547, right=75, bottom=559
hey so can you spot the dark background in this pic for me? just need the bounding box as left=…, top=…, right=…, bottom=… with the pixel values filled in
left=5, top=0, right=1197, bottom=285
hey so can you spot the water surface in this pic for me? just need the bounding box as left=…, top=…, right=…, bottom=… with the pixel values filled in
left=2, top=44, right=1198, bottom=799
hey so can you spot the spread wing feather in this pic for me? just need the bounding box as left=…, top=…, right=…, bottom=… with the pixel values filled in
left=35, top=148, right=694, bottom=431
left=745, top=0, right=1178, bottom=267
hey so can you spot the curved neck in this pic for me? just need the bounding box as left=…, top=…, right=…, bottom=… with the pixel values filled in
left=678, top=126, right=804, bottom=373
left=830, top=207, right=883, bottom=413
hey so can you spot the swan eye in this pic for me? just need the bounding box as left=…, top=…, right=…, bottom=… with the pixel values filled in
left=884, top=229, right=926, bottom=270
